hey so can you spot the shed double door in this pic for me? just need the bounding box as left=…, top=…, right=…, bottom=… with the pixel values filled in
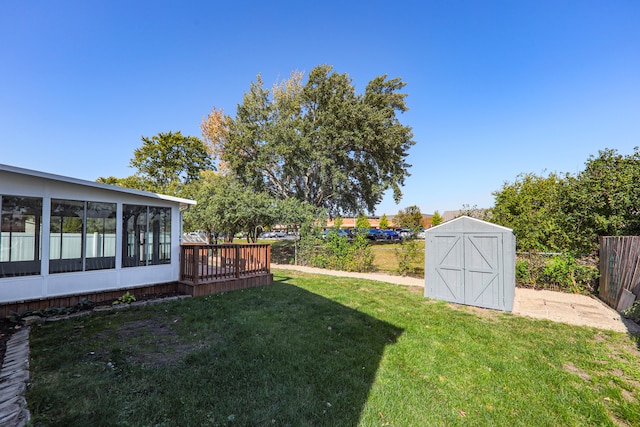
left=428, top=233, right=505, bottom=310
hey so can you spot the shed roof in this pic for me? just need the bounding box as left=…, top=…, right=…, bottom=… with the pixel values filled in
left=426, top=215, right=512, bottom=233
left=0, top=163, right=196, bottom=207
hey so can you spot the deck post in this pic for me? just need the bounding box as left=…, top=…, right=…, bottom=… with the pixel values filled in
left=235, top=245, right=240, bottom=278
left=267, top=244, right=271, bottom=273
left=179, top=246, right=184, bottom=281
left=192, top=245, right=199, bottom=286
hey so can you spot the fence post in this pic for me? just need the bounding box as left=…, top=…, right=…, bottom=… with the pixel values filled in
left=235, top=245, right=240, bottom=278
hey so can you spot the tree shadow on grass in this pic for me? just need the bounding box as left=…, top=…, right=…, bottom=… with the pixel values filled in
left=27, top=276, right=403, bottom=426
left=195, top=278, right=405, bottom=425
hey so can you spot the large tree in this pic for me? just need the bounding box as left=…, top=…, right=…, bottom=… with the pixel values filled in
left=202, top=65, right=415, bottom=216
left=96, top=175, right=155, bottom=193
left=379, top=213, right=389, bottom=229
left=130, top=131, right=213, bottom=194
left=431, top=210, right=443, bottom=227
left=183, top=171, right=278, bottom=243
left=98, top=131, right=213, bottom=196
left=394, top=205, right=423, bottom=230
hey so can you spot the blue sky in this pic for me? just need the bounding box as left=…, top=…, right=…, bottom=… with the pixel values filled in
left=2, top=1, right=639, bottom=216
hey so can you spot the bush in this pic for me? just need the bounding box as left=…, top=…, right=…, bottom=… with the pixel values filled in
left=298, top=230, right=374, bottom=272
left=395, top=238, right=420, bottom=276
left=516, top=254, right=598, bottom=294
left=623, top=301, right=640, bottom=322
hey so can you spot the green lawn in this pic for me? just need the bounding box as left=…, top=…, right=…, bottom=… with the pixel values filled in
left=370, top=241, right=424, bottom=276
left=27, top=270, right=640, bottom=426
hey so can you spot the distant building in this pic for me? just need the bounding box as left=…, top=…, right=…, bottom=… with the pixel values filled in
left=326, top=214, right=434, bottom=229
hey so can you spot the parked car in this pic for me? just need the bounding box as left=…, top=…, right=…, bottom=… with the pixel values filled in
left=416, top=228, right=427, bottom=239
left=380, top=229, right=401, bottom=241
left=322, top=228, right=353, bottom=240
left=364, top=228, right=386, bottom=241
left=395, top=228, right=414, bottom=239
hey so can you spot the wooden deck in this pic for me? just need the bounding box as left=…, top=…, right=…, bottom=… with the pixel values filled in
left=178, top=243, right=273, bottom=296
left=0, top=244, right=272, bottom=317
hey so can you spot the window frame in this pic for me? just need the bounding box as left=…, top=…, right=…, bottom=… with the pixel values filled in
left=0, top=195, right=43, bottom=278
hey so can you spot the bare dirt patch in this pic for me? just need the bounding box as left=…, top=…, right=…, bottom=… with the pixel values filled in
left=621, top=388, right=637, bottom=403
left=405, top=286, right=424, bottom=295
left=563, top=362, right=592, bottom=381
left=94, top=317, right=221, bottom=369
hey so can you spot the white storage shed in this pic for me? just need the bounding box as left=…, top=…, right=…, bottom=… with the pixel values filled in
left=424, top=216, right=516, bottom=311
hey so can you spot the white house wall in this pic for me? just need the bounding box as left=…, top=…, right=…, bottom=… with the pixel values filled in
left=0, top=169, right=189, bottom=304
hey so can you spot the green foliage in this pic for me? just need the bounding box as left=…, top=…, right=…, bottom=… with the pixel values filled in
left=333, top=216, right=343, bottom=230
left=182, top=172, right=280, bottom=242
left=395, top=238, right=421, bottom=276
left=379, top=214, right=389, bottom=229
left=558, top=147, right=640, bottom=254
left=130, top=131, right=213, bottom=194
left=515, top=254, right=599, bottom=294
left=76, top=298, right=95, bottom=310
left=8, top=298, right=95, bottom=323
left=491, top=148, right=640, bottom=256
left=394, top=205, right=422, bottom=230
left=430, top=210, right=443, bottom=227
left=97, top=131, right=213, bottom=196
left=515, top=259, right=535, bottom=286
left=492, top=173, right=566, bottom=253
left=623, top=301, right=640, bottom=321
left=301, top=231, right=374, bottom=272
left=214, top=64, right=415, bottom=216
left=112, top=291, right=136, bottom=305
left=277, top=198, right=321, bottom=239
left=95, top=174, right=156, bottom=193
left=355, top=213, right=371, bottom=229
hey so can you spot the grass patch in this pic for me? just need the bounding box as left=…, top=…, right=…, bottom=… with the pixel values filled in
left=371, top=240, right=424, bottom=276
left=27, top=270, right=640, bottom=426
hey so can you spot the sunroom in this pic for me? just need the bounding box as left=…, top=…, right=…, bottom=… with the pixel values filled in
left=0, top=164, right=197, bottom=310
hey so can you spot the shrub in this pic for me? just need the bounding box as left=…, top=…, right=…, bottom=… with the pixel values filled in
left=113, top=291, right=137, bottom=305
left=395, top=238, right=420, bottom=276
left=516, top=254, right=598, bottom=294
left=298, top=230, right=374, bottom=272
left=515, top=259, right=532, bottom=285
left=344, top=232, right=375, bottom=272
left=543, top=255, right=599, bottom=293
left=623, top=301, right=640, bottom=322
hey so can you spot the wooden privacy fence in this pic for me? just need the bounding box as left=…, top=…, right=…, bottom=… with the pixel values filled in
left=599, top=236, right=640, bottom=311
left=180, top=244, right=271, bottom=285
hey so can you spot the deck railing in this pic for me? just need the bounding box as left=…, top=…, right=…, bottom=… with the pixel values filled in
left=180, top=244, right=271, bottom=285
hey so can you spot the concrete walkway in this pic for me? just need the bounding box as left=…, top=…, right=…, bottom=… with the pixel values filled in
left=272, top=264, right=640, bottom=334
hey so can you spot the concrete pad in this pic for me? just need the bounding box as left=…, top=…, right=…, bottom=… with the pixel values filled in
left=513, top=288, right=638, bottom=333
